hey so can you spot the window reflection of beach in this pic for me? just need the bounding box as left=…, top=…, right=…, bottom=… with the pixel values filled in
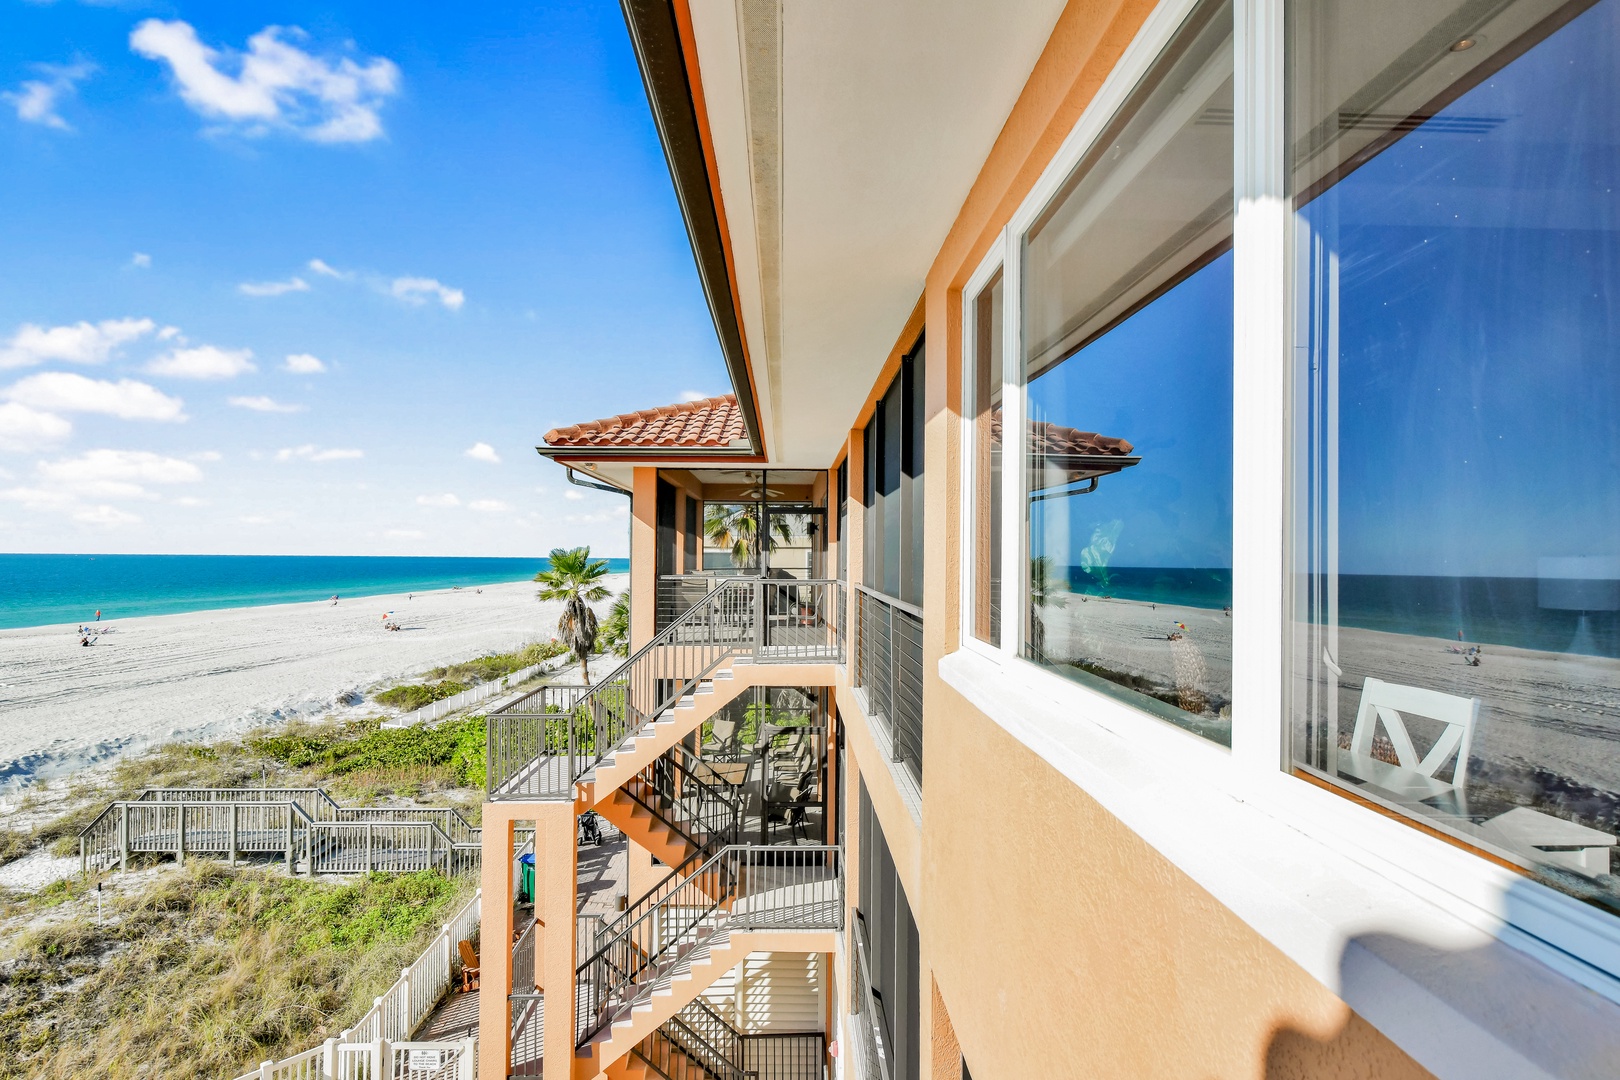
left=1042, top=590, right=1234, bottom=738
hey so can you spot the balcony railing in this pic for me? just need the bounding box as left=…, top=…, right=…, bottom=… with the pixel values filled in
left=487, top=578, right=844, bottom=801
left=849, top=910, right=894, bottom=1080
left=852, top=585, right=924, bottom=786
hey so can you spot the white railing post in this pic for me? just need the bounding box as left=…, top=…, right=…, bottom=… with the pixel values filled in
left=119, top=803, right=129, bottom=871
left=229, top=802, right=238, bottom=865
left=258, top=1059, right=274, bottom=1080
left=398, top=966, right=411, bottom=1035
left=322, top=1037, right=338, bottom=1079
left=176, top=804, right=186, bottom=865
left=459, top=1036, right=477, bottom=1080
left=372, top=1037, right=389, bottom=1078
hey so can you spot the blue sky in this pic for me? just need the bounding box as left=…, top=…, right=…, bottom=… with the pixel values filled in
left=1325, top=0, right=1620, bottom=578
left=1027, top=250, right=1235, bottom=573
left=0, top=0, right=728, bottom=556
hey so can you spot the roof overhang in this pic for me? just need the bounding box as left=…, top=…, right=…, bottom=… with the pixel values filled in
left=621, top=0, right=1070, bottom=468
left=621, top=0, right=765, bottom=455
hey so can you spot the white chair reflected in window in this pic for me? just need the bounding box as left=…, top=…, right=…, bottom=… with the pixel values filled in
left=1341, top=677, right=1480, bottom=812
left=1343, top=677, right=1615, bottom=878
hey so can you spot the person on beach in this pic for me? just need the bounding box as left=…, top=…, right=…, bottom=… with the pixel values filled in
left=95, top=609, right=100, bottom=622
left=331, top=594, right=340, bottom=605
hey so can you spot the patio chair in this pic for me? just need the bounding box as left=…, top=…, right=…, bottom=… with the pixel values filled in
left=703, top=717, right=741, bottom=761
left=457, top=939, right=480, bottom=992
left=1342, top=677, right=1479, bottom=810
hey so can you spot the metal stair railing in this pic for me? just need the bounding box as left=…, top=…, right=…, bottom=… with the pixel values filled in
left=574, top=844, right=844, bottom=1046
left=488, top=578, right=846, bottom=803
left=619, top=740, right=745, bottom=863
left=487, top=578, right=757, bottom=802
left=633, top=997, right=748, bottom=1080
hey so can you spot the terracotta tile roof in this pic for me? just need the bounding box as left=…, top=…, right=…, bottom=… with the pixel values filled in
left=990, top=413, right=1135, bottom=457
left=543, top=394, right=748, bottom=450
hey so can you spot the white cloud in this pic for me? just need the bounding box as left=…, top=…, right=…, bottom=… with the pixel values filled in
left=229, top=395, right=304, bottom=414
left=282, top=352, right=327, bottom=374
left=5, top=372, right=186, bottom=421
left=564, top=490, right=585, bottom=501
left=679, top=390, right=712, bottom=403
left=130, top=20, right=400, bottom=143
left=468, top=499, right=510, bottom=513
left=464, top=441, right=500, bottom=464
left=157, top=325, right=182, bottom=341
left=0, top=402, right=72, bottom=452
left=190, top=450, right=223, bottom=462
left=174, top=496, right=206, bottom=507
left=307, top=258, right=352, bottom=280
left=37, top=448, right=202, bottom=499
left=3, top=60, right=95, bottom=132
left=146, top=345, right=256, bottom=380
left=276, top=444, right=362, bottom=462
left=417, top=492, right=460, bottom=507
left=0, top=317, right=156, bottom=370
left=390, top=277, right=464, bottom=311
left=238, top=276, right=309, bottom=297
left=1, top=448, right=202, bottom=525
left=131, top=252, right=152, bottom=269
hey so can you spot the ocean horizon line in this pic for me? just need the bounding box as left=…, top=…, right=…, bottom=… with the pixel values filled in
left=0, top=553, right=630, bottom=632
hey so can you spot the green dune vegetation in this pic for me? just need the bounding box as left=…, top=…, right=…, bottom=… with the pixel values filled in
left=372, top=639, right=567, bottom=711
left=0, top=862, right=475, bottom=1080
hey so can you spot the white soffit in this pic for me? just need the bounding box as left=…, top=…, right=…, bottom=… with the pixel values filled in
left=688, top=0, right=1069, bottom=466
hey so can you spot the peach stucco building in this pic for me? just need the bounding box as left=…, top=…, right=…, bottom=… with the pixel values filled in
left=477, top=1, right=1620, bottom=1078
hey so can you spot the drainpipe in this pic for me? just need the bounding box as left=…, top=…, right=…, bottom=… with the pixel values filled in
left=566, top=467, right=633, bottom=637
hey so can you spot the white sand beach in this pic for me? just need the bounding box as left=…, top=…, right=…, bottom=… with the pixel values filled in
left=0, top=576, right=626, bottom=788
left=1040, top=592, right=1234, bottom=716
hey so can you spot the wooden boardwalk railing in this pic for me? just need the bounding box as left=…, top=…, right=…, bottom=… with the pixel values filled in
left=78, top=788, right=482, bottom=877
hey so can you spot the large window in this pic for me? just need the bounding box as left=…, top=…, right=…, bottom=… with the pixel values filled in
left=1290, top=0, right=1620, bottom=911
left=1019, top=0, right=1234, bottom=744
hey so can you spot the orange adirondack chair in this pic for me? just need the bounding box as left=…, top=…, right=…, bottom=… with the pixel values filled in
left=457, top=939, right=480, bottom=992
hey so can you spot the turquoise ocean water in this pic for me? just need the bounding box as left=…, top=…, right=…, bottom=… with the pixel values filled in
left=0, top=553, right=630, bottom=631
left=1061, top=566, right=1619, bottom=658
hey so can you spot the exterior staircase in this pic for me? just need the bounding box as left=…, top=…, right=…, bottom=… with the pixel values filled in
left=487, top=577, right=842, bottom=805
left=572, top=844, right=843, bottom=1080
left=579, top=661, right=754, bottom=810
left=593, top=739, right=745, bottom=872
left=604, top=998, right=749, bottom=1080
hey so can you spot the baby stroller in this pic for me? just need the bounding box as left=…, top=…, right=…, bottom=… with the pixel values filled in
left=578, top=810, right=605, bottom=846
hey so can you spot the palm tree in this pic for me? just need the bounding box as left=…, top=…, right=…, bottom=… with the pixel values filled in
left=598, top=591, right=630, bottom=658
left=704, top=503, right=794, bottom=569
left=535, top=547, right=612, bottom=684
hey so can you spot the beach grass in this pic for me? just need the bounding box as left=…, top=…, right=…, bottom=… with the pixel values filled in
left=0, top=862, right=474, bottom=1080
left=372, top=639, right=567, bottom=711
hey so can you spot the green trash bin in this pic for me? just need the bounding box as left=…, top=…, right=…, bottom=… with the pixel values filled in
left=519, top=853, right=535, bottom=904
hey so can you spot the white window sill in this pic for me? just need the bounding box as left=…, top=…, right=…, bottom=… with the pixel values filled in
left=939, top=648, right=1620, bottom=1080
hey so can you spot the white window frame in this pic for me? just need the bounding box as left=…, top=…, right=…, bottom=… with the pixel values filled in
left=958, top=240, right=1010, bottom=664
left=951, top=0, right=1620, bottom=1003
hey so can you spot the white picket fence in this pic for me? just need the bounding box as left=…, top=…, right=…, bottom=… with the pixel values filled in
left=235, top=889, right=483, bottom=1080
left=381, top=659, right=564, bottom=728
left=242, top=1038, right=475, bottom=1080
